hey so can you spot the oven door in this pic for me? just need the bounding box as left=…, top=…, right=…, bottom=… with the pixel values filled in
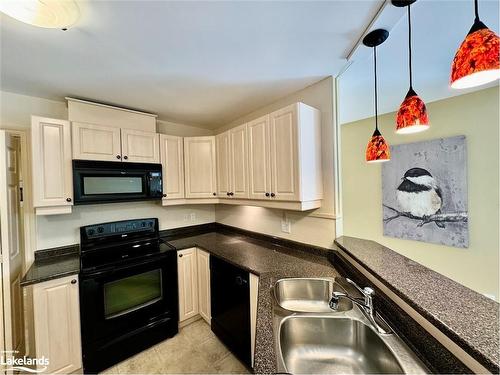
left=73, top=160, right=162, bottom=205
left=79, top=253, right=178, bottom=345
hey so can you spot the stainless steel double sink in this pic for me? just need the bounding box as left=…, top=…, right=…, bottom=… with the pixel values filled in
left=272, top=278, right=428, bottom=374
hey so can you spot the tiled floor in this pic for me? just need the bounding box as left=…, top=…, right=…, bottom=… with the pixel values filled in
left=100, top=319, right=251, bottom=374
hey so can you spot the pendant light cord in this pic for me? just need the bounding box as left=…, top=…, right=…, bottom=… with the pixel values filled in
left=474, top=0, right=479, bottom=20
left=408, top=5, right=413, bottom=89
left=374, top=45, right=378, bottom=131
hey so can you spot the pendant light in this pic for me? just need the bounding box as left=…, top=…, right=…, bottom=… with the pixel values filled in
left=0, top=0, right=80, bottom=29
left=363, top=29, right=391, bottom=163
left=393, top=0, right=429, bottom=134
left=450, top=0, right=500, bottom=89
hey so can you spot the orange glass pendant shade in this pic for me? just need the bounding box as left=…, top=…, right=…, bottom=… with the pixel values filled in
left=396, top=88, right=429, bottom=134
left=366, top=129, right=391, bottom=163
left=451, top=25, right=500, bottom=89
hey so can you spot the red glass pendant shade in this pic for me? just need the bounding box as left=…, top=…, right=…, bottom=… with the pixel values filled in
left=396, top=88, right=429, bottom=134
left=366, top=129, right=391, bottom=163
left=451, top=19, right=500, bottom=89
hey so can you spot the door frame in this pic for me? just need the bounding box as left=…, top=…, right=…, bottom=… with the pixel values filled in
left=1, top=127, right=35, bottom=358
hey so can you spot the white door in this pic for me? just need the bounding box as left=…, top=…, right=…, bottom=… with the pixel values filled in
left=269, top=104, right=300, bottom=201
left=230, top=124, right=249, bottom=199
left=184, top=137, right=217, bottom=198
left=177, top=248, right=199, bottom=322
left=216, top=131, right=230, bottom=198
left=121, top=129, right=160, bottom=163
left=159, top=135, right=185, bottom=200
left=0, top=131, right=25, bottom=361
left=196, top=249, right=211, bottom=324
left=247, top=115, right=271, bottom=200
left=31, top=116, right=73, bottom=208
left=33, top=275, right=82, bottom=374
left=72, top=122, right=122, bottom=161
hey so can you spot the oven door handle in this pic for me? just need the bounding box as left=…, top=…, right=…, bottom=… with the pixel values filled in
left=81, top=256, right=168, bottom=278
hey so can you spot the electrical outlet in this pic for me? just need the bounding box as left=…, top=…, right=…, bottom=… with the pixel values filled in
left=281, top=211, right=291, bottom=234
left=183, top=214, right=189, bottom=222
left=190, top=213, right=196, bottom=222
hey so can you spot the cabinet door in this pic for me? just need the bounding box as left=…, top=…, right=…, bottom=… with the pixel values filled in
left=177, top=248, right=199, bottom=322
left=184, top=136, right=217, bottom=198
left=121, top=129, right=160, bottom=163
left=269, top=104, right=300, bottom=201
left=216, top=131, right=230, bottom=197
left=33, top=275, right=82, bottom=374
left=197, top=249, right=211, bottom=324
left=247, top=115, right=271, bottom=200
left=160, top=135, right=184, bottom=200
left=230, top=124, right=249, bottom=199
left=31, top=116, right=73, bottom=208
left=72, top=122, right=122, bottom=161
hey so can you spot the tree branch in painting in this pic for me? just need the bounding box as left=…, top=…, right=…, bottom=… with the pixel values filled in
left=383, top=205, right=468, bottom=228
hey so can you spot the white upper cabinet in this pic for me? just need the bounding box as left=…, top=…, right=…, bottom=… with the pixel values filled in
left=269, top=103, right=323, bottom=203
left=230, top=124, right=249, bottom=199
left=247, top=115, right=271, bottom=200
left=184, top=136, right=217, bottom=198
left=72, top=122, right=121, bottom=161
left=216, top=131, right=231, bottom=197
left=71, top=123, right=159, bottom=163
left=121, top=129, right=159, bottom=163
left=160, top=135, right=184, bottom=200
left=31, top=116, right=73, bottom=214
left=269, top=104, right=299, bottom=201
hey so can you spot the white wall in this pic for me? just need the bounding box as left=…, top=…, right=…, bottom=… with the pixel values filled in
left=0, top=90, right=216, bottom=255
left=214, top=77, right=339, bottom=248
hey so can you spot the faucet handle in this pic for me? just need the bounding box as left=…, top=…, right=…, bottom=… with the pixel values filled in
left=345, top=278, right=365, bottom=295
left=363, top=287, right=375, bottom=296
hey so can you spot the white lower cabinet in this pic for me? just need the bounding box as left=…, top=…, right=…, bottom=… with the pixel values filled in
left=177, top=248, right=199, bottom=322
left=177, top=247, right=211, bottom=324
left=32, top=275, right=82, bottom=374
left=197, top=249, right=211, bottom=323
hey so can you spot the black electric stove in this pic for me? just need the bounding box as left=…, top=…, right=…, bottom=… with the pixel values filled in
left=79, top=218, right=178, bottom=373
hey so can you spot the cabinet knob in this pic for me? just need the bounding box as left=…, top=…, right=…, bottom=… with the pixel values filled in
left=226, top=192, right=230, bottom=196
left=123, top=156, right=128, bottom=160
left=116, top=155, right=121, bottom=159
left=71, top=279, right=77, bottom=284
left=179, top=254, right=183, bottom=258
left=265, top=192, right=270, bottom=197
left=271, top=193, right=276, bottom=197
left=213, top=192, right=216, bottom=196
left=66, top=197, right=72, bottom=202
left=163, top=194, right=167, bottom=198
left=230, top=192, right=234, bottom=196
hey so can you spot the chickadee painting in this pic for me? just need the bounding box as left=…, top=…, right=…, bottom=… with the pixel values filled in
left=396, top=168, right=443, bottom=219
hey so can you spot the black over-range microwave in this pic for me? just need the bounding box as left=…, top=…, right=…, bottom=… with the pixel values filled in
left=73, top=160, right=163, bottom=205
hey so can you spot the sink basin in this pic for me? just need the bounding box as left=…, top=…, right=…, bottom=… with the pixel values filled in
left=279, top=316, right=404, bottom=374
left=274, top=278, right=352, bottom=313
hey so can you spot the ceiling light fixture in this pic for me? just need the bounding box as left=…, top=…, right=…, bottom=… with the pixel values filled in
left=0, top=0, right=80, bottom=30
left=393, top=0, right=429, bottom=134
left=450, top=0, right=500, bottom=89
left=363, top=29, right=391, bottom=163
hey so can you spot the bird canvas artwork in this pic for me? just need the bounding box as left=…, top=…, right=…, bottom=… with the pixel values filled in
left=382, top=136, right=469, bottom=248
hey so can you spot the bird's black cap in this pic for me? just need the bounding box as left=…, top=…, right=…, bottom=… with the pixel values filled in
left=403, top=168, right=432, bottom=178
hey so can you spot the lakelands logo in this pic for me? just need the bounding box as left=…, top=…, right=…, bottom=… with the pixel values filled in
left=1, top=350, right=49, bottom=373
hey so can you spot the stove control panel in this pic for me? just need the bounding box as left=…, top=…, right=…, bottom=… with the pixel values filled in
left=82, top=218, right=157, bottom=240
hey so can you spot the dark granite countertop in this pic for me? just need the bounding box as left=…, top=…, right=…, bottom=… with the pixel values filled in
left=335, top=236, right=500, bottom=373
left=21, top=245, right=80, bottom=287
left=163, top=230, right=339, bottom=374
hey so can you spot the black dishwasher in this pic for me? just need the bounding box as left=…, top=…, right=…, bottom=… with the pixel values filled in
left=210, top=256, right=251, bottom=367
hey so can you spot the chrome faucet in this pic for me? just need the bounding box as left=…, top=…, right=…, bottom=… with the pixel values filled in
left=329, top=278, right=391, bottom=334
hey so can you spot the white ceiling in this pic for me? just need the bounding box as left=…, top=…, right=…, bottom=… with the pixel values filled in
left=339, top=0, right=500, bottom=125
left=0, top=0, right=384, bottom=129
